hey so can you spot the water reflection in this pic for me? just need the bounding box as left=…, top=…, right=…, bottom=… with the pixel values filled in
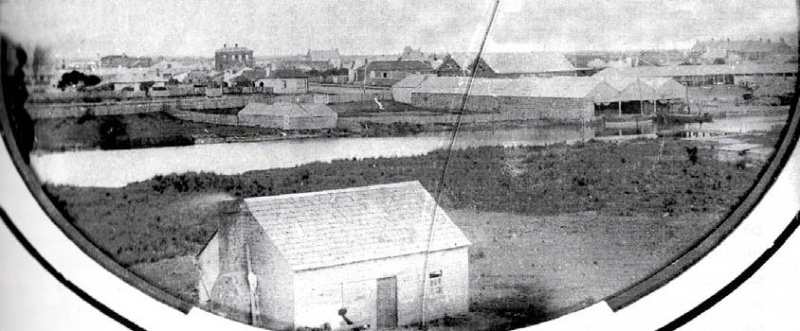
left=30, top=115, right=787, bottom=188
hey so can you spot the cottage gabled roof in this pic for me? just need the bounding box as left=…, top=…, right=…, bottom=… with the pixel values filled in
left=244, top=181, right=471, bottom=271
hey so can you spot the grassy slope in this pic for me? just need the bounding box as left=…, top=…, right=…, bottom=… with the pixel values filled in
left=44, top=137, right=770, bottom=307
left=34, top=112, right=284, bottom=151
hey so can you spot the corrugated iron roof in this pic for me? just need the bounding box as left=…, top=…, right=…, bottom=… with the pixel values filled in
left=244, top=181, right=471, bottom=271
left=412, top=76, right=619, bottom=101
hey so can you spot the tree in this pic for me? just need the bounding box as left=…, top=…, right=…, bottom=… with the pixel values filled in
left=57, top=70, right=102, bottom=90
left=32, top=45, right=50, bottom=81
left=140, top=81, right=155, bottom=96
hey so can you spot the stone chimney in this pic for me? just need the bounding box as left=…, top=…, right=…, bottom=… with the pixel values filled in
left=224, top=44, right=227, bottom=48
left=235, top=43, right=238, bottom=48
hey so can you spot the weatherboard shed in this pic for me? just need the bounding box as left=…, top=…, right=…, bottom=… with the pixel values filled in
left=196, top=181, right=471, bottom=330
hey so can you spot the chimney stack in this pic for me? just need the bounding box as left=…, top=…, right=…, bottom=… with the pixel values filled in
left=235, top=43, right=238, bottom=48
left=224, top=44, right=227, bottom=48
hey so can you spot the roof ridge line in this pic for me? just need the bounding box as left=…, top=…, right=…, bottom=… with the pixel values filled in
left=244, top=181, right=423, bottom=202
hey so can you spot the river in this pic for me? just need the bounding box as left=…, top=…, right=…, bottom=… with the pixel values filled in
left=30, top=115, right=788, bottom=188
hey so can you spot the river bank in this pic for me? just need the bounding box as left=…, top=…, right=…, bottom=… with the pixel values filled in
left=41, top=129, right=780, bottom=322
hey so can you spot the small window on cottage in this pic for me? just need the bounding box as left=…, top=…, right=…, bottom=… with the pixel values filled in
left=429, top=270, right=443, bottom=295
left=382, top=72, right=388, bottom=78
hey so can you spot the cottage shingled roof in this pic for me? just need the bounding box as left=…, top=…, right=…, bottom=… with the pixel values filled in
left=244, top=181, right=471, bottom=271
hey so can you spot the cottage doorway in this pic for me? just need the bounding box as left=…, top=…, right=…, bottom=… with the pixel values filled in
left=376, top=276, right=398, bottom=328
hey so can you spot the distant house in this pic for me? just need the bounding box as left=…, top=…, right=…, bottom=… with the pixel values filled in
left=307, top=49, right=343, bottom=68
left=429, top=54, right=462, bottom=77
left=215, top=43, right=255, bottom=71
left=184, top=70, right=213, bottom=86
left=237, top=102, right=337, bottom=130
left=400, top=46, right=425, bottom=61
left=100, top=54, right=153, bottom=68
left=196, top=181, right=471, bottom=330
left=256, top=69, right=309, bottom=94
left=102, top=69, right=166, bottom=91
left=359, top=60, right=433, bottom=86
left=689, top=38, right=794, bottom=64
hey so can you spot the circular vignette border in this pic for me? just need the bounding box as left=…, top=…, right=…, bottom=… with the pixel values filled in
left=1, top=31, right=800, bottom=329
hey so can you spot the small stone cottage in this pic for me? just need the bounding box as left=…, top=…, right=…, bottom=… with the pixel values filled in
left=237, top=102, right=337, bottom=130
left=196, top=181, right=471, bottom=330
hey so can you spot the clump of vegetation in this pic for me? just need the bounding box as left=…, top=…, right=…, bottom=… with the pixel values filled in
left=45, top=139, right=764, bottom=269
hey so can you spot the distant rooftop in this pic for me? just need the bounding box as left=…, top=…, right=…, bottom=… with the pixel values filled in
left=216, top=44, right=253, bottom=53
left=594, top=63, right=798, bottom=78
left=365, top=60, right=432, bottom=71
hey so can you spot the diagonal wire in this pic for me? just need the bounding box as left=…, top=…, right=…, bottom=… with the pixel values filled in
left=418, top=0, right=502, bottom=327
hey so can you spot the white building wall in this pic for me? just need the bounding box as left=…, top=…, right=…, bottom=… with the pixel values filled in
left=245, top=213, right=296, bottom=331
left=292, top=246, right=469, bottom=330
left=257, top=78, right=309, bottom=94
left=391, top=87, right=416, bottom=104
left=196, top=232, right=221, bottom=304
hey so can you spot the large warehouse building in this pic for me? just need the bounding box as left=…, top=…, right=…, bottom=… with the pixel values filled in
left=395, top=75, right=618, bottom=121
left=594, top=76, right=686, bottom=116
left=393, top=74, right=687, bottom=121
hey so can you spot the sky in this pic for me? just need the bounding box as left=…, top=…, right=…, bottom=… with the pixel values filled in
left=0, top=0, right=797, bottom=59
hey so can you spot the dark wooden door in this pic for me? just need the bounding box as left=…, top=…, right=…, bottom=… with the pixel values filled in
left=376, top=276, right=398, bottom=328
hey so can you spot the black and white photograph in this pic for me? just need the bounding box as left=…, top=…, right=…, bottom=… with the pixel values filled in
left=0, top=1, right=799, bottom=330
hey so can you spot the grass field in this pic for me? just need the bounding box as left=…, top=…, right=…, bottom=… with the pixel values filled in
left=43, top=132, right=780, bottom=327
